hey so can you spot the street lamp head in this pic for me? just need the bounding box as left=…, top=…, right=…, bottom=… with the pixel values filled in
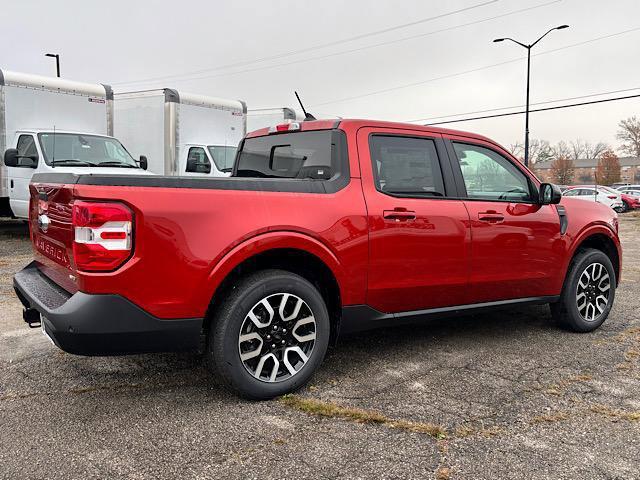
left=45, top=53, right=57, bottom=58
left=556, top=24, right=569, bottom=30
left=493, top=38, right=505, bottom=43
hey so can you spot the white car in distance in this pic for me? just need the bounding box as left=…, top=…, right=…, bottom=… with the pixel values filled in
left=563, top=186, right=625, bottom=212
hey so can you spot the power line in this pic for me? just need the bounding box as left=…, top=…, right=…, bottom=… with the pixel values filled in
left=309, top=26, right=640, bottom=107
left=422, top=93, right=640, bottom=126
left=407, top=87, right=640, bottom=123
left=112, top=0, right=499, bottom=86
left=113, top=0, right=558, bottom=88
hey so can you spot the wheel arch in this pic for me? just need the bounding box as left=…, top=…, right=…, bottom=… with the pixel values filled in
left=568, top=226, right=621, bottom=286
left=202, top=232, right=345, bottom=343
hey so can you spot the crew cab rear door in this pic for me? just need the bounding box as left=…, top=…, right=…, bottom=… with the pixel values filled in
left=443, top=135, right=563, bottom=303
left=357, top=127, right=471, bottom=313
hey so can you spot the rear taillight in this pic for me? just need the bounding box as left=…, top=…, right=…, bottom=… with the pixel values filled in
left=607, top=195, right=617, bottom=199
left=72, top=201, right=133, bottom=272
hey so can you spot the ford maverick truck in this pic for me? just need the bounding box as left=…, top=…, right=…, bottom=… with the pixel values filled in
left=13, top=119, right=621, bottom=399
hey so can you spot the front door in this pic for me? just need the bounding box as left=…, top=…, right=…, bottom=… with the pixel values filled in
left=445, top=136, right=563, bottom=303
left=358, top=127, right=471, bottom=314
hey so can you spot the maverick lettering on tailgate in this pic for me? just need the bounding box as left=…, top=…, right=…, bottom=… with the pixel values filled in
left=36, top=236, right=69, bottom=266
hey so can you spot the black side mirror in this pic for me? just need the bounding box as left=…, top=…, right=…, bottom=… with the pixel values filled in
left=4, top=149, right=37, bottom=168
left=4, top=149, right=18, bottom=167
left=138, top=155, right=148, bottom=170
left=540, top=183, right=562, bottom=205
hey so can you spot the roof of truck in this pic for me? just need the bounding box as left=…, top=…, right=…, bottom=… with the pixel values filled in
left=0, top=69, right=110, bottom=98
left=16, top=129, right=115, bottom=137
left=246, top=118, right=500, bottom=147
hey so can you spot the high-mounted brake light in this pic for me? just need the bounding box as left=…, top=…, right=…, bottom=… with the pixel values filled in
left=268, top=122, right=300, bottom=133
left=72, top=201, right=133, bottom=272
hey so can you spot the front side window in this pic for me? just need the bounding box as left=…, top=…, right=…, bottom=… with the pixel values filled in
left=369, top=135, right=445, bottom=197
left=453, top=142, right=532, bottom=202
left=563, top=189, right=580, bottom=196
left=235, top=130, right=345, bottom=180
left=17, top=135, right=38, bottom=158
left=38, top=133, right=138, bottom=167
left=208, top=146, right=237, bottom=173
left=186, top=147, right=211, bottom=174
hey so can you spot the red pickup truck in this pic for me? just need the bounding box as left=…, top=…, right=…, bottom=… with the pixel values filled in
left=12, top=119, right=621, bottom=399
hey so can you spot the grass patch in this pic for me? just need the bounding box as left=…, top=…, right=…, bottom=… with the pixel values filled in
left=590, top=404, right=640, bottom=422
left=531, top=411, right=570, bottom=424
left=279, top=395, right=447, bottom=438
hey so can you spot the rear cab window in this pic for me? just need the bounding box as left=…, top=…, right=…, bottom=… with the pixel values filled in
left=235, top=130, right=347, bottom=182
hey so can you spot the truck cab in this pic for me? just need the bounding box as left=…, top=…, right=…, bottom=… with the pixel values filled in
left=4, top=129, right=148, bottom=218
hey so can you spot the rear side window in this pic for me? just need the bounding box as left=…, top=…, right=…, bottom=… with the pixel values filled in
left=235, top=130, right=346, bottom=180
left=369, top=135, right=445, bottom=197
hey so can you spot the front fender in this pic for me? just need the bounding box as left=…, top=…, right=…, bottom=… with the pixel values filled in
left=563, top=221, right=621, bottom=284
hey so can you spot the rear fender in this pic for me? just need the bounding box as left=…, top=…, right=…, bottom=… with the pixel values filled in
left=200, top=231, right=346, bottom=311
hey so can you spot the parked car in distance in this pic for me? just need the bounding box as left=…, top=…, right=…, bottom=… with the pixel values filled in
left=563, top=186, right=625, bottom=212
left=598, top=185, right=640, bottom=211
left=618, top=184, right=640, bottom=194
left=612, top=182, right=631, bottom=190
left=14, top=119, right=622, bottom=399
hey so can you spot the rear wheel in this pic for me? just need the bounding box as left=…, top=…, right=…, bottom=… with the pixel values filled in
left=207, top=270, right=330, bottom=399
left=550, top=248, right=616, bottom=332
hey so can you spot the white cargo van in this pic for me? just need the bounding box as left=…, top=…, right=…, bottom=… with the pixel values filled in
left=246, top=107, right=299, bottom=133
left=114, top=89, right=246, bottom=177
left=0, top=69, right=149, bottom=218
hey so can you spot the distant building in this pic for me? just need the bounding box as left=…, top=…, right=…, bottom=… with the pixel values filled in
left=534, top=156, right=640, bottom=184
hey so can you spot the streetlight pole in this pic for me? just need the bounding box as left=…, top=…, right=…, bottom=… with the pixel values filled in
left=45, top=53, right=61, bottom=78
left=493, top=25, right=569, bottom=167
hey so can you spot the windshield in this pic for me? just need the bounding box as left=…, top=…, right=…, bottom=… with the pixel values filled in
left=207, top=146, right=237, bottom=172
left=38, top=133, right=139, bottom=168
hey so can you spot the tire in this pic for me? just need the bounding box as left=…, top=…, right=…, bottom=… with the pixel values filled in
left=207, top=269, right=330, bottom=400
left=550, top=248, right=616, bottom=332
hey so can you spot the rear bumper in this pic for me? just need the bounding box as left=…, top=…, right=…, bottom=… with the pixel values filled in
left=13, top=262, right=203, bottom=356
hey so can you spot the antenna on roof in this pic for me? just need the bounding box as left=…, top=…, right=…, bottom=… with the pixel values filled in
left=295, top=91, right=316, bottom=121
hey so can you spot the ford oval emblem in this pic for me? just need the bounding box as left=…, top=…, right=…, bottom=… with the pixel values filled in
left=38, top=214, right=50, bottom=233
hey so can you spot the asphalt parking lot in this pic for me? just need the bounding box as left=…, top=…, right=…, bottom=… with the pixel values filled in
left=1, top=215, right=639, bottom=480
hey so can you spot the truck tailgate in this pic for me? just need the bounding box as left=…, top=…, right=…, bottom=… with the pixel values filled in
left=29, top=182, right=77, bottom=293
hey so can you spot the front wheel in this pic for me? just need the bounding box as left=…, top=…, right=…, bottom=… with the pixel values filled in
left=550, top=248, right=616, bottom=332
left=207, top=270, right=330, bottom=400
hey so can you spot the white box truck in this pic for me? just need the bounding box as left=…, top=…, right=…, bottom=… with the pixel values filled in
left=0, top=69, right=149, bottom=218
left=114, top=89, right=247, bottom=177
left=247, top=107, right=299, bottom=133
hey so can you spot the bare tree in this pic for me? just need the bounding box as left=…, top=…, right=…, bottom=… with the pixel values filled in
left=508, top=142, right=524, bottom=161
left=584, top=141, right=609, bottom=160
left=552, top=141, right=571, bottom=159
left=570, top=139, right=585, bottom=161
left=617, top=116, right=640, bottom=157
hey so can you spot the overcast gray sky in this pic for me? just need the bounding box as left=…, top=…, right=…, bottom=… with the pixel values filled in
left=2, top=0, right=639, bottom=152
